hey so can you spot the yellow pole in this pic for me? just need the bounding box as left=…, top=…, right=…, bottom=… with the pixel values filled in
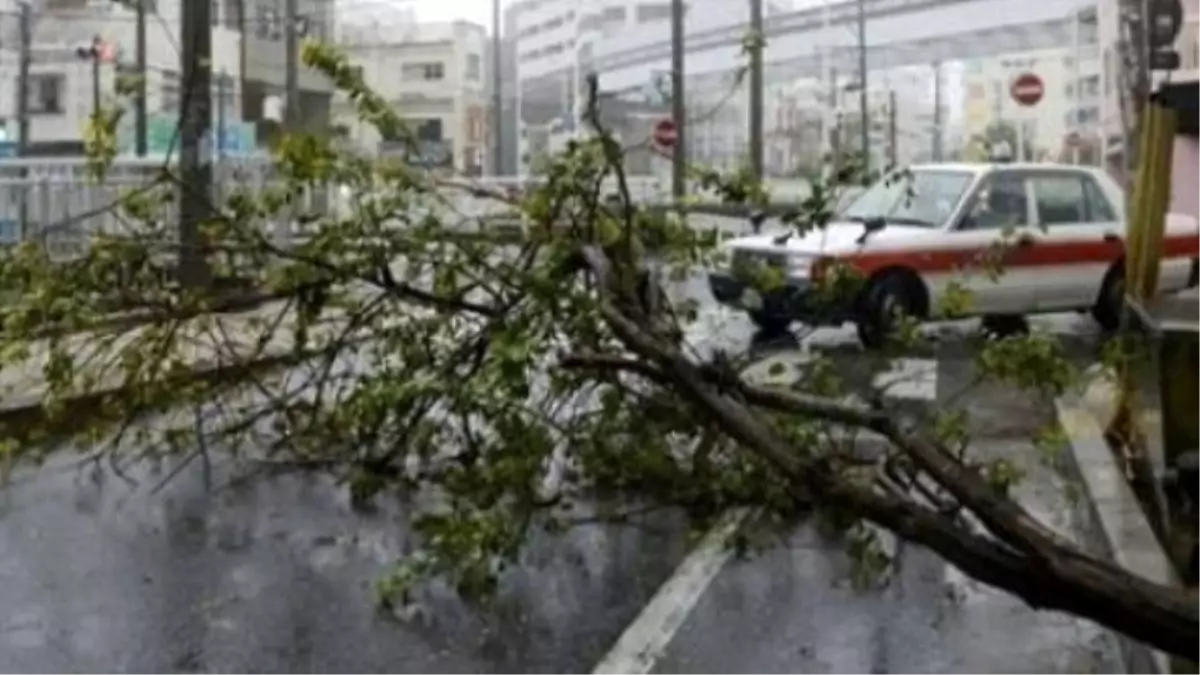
left=1109, top=102, right=1177, bottom=474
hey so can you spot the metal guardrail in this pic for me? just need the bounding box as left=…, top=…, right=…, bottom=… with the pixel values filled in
left=0, top=157, right=337, bottom=259
left=0, top=157, right=816, bottom=259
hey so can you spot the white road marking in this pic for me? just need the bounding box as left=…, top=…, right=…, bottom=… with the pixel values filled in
left=741, top=349, right=815, bottom=385
left=591, top=342, right=939, bottom=673
left=872, top=357, right=938, bottom=401
left=590, top=508, right=753, bottom=675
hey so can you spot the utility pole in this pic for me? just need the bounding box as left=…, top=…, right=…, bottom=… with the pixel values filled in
left=179, top=0, right=214, bottom=289
left=748, top=0, right=764, bottom=182
left=217, top=71, right=229, bottom=162
left=91, top=56, right=102, bottom=120
left=670, top=0, right=686, bottom=199
left=76, top=37, right=104, bottom=122
left=829, top=66, right=840, bottom=176
left=887, top=89, right=897, bottom=167
left=135, top=0, right=148, bottom=156
left=931, top=60, right=943, bottom=161
left=284, top=0, right=301, bottom=132
left=16, top=1, right=31, bottom=158
left=492, top=0, right=504, bottom=175
left=16, top=0, right=32, bottom=239
left=855, top=0, right=869, bottom=179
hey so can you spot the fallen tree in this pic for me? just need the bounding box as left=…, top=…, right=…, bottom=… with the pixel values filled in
left=0, top=43, right=1194, bottom=662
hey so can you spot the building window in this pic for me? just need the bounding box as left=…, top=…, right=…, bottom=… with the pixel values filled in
left=28, top=73, right=65, bottom=114
left=602, top=6, right=625, bottom=22
left=255, top=3, right=281, bottom=40
left=413, top=118, right=443, bottom=141
left=466, top=54, right=482, bottom=80
left=403, top=62, right=445, bottom=80
left=159, top=70, right=181, bottom=113
left=223, top=0, right=241, bottom=30
left=636, top=3, right=672, bottom=22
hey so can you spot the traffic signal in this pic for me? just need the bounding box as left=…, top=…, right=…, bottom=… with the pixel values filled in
left=1147, top=0, right=1184, bottom=71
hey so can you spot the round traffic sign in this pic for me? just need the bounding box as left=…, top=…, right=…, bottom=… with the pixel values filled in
left=1010, top=73, right=1044, bottom=107
left=653, top=118, right=678, bottom=149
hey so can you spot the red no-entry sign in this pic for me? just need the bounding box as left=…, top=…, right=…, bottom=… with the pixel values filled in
left=1010, top=73, right=1044, bottom=107
left=653, top=118, right=678, bottom=149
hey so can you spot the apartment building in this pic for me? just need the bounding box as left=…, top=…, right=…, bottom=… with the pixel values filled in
left=0, top=0, right=243, bottom=153
left=960, top=40, right=1101, bottom=162
left=0, top=0, right=338, bottom=154
left=334, top=19, right=489, bottom=175
left=241, top=0, right=337, bottom=135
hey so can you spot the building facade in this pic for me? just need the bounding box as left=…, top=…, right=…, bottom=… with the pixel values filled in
left=0, top=0, right=243, bottom=152
left=504, top=0, right=794, bottom=174
left=959, top=41, right=1100, bottom=162
left=0, top=0, right=339, bottom=154
left=241, top=0, right=337, bottom=137
left=334, top=19, right=489, bottom=175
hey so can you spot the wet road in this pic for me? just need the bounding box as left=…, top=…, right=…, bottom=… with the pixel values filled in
left=647, top=311, right=1123, bottom=673
left=0, top=270, right=1123, bottom=673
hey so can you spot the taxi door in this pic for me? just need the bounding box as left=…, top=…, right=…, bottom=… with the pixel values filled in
left=946, top=170, right=1041, bottom=314
left=1024, top=170, right=1121, bottom=311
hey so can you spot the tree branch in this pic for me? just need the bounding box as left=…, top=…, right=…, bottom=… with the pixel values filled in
left=575, top=245, right=1198, bottom=660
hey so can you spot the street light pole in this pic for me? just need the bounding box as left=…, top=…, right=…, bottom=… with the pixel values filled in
left=16, top=0, right=31, bottom=239
left=855, top=0, right=869, bottom=179
left=76, top=37, right=104, bottom=121
left=492, top=0, right=504, bottom=175
left=670, top=0, right=686, bottom=199
left=931, top=60, right=943, bottom=161
left=179, top=0, right=214, bottom=289
left=748, top=0, right=764, bottom=182
left=135, top=0, right=148, bottom=156
left=284, top=0, right=301, bottom=132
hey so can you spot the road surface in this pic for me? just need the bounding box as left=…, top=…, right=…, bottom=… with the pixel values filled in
left=0, top=271, right=1124, bottom=673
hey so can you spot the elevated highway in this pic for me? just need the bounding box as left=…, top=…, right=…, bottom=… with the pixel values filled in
left=593, top=0, right=1087, bottom=93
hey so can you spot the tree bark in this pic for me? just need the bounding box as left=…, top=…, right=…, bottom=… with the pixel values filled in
left=575, top=246, right=1200, bottom=661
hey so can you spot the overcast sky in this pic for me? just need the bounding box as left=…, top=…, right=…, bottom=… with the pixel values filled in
left=388, top=0, right=496, bottom=27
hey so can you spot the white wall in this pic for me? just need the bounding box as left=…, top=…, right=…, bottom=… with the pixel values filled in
left=334, top=21, right=489, bottom=172
left=0, top=4, right=242, bottom=145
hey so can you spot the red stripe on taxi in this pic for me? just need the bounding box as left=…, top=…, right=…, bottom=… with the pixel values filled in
left=837, top=233, right=1199, bottom=277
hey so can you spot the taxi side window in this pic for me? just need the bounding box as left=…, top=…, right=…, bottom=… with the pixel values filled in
left=1083, top=177, right=1117, bottom=222
left=1032, top=175, right=1087, bottom=225
left=1030, top=174, right=1118, bottom=226
left=960, top=174, right=1029, bottom=230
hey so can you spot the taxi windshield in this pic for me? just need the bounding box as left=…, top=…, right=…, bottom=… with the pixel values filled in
left=842, top=169, right=975, bottom=227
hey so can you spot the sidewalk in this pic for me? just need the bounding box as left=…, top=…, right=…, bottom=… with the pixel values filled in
left=1055, top=366, right=1177, bottom=673
left=0, top=299, right=352, bottom=414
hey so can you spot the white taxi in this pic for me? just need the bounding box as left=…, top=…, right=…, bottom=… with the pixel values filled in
left=708, top=163, right=1200, bottom=348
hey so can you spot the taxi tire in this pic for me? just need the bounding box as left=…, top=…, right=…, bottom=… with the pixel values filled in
left=749, top=312, right=791, bottom=335
left=856, top=273, right=917, bottom=350
left=1092, top=264, right=1125, bottom=332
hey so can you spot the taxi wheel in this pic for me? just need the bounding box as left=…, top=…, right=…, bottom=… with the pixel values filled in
left=1092, top=265, right=1125, bottom=331
left=749, top=312, right=791, bottom=335
left=856, top=274, right=917, bottom=350
left=981, top=314, right=1029, bottom=339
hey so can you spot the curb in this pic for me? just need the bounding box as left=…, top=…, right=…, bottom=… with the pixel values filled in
left=1054, top=366, right=1176, bottom=674
left=0, top=320, right=377, bottom=445
left=6, top=287, right=283, bottom=342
